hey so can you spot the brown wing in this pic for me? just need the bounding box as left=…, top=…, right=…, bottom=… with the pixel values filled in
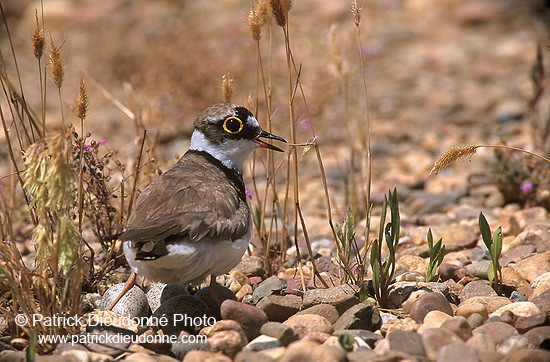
left=120, top=151, right=250, bottom=250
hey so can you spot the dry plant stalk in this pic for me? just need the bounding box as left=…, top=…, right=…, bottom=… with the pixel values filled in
left=76, top=77, right=88, bottom=120
left=32, top=19, right=45, bottom=60
left=269, top=0, right=293, bottom=27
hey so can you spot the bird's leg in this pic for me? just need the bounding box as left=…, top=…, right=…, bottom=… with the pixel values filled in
left=208, top=274, right=221, bottom=307
left=106, top=272, right=136, bottom=311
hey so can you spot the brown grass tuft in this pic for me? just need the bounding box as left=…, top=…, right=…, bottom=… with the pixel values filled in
left=49, top=39, right=64, bottom=89
left=429, top=145, right=477, bottom=176
left=248, top=7, right=265, bottom=41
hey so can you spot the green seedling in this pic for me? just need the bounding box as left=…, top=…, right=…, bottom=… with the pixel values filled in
left=478, top=212, right=503, bottom=293
left=370, top=188, right=400, bottom=307
left=426, top=228, right=445, bottom=282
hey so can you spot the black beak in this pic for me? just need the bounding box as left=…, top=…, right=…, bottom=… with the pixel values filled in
left=254, top=130, right=287, bottom=152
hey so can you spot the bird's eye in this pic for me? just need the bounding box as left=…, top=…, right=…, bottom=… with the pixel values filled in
left=223, top=116, right=244, bottom=134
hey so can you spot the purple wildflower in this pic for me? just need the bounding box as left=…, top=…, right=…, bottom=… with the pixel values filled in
left=520, top=182, right=533, bottom=192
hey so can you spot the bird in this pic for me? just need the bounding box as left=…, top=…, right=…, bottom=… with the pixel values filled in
left=107, top=103, right=285, bottom=310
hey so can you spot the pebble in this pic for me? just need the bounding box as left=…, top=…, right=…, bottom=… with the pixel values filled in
left=182, top=350, right=231, bottom=362
left=410, top=292, right=453, bottom=323
left=387, top=330, right=426, bottom=357
left=146, top=283, right=189, bottom=313
left=279, top=340, right=340, bottom=362
left=235, top=351, right=276, bottom=362
left=332, top=329, right=383, bottom=349
left=243, top=335, right=281, bottom=351
left=302, top=285, right=359, bottom=313
left=459, top=280, right=497, bottom=302
left=456, top=301, right=488, bottom=320
left=460, top=296, right=511, bottom=314
left=420, top=328, right=463, bottom=360
left=260, top=322, right=299, bottom=346
left=296, top=304, right=340, bottom=324
left=100, top=283, right=150, bottom=319
left=440, top=316, right=472, bottom=341
left=417, top=310, right=453, bottom=333
left=220, top=299, right=268, bottom=340
left=466, top=313, right=484, bottom=329
left=256, top=294, right=302, bottom=322
left=472, top=321, right=518, bottom=344
left=464, top=260, right=492, bottom=280
left=529, top=289, right=550, bottom=317
left=505, top=348, right=550, bottom=361
left=207, top=321, right=248, bottom=359
left=396, top=255, right=427, bottom=275
left=523, top=326, right=550, bottom=348
left=496, top=334, right=533, bottom=355
left=283, top=314, right=334, bottom=339
left=436, top=342, right=479, bottom=362
left=490, top=301, right=542, bottom=319
left=151, top=295, right=211, bottom=334
left=510, top=250, right=550, bottom=283
left=332, top=300, right=382, bottom=331
left=234, top=256, right=266, bottom=278
left=438, top=262, right=471, bottom=282
left=252, top=276, right=287, bottom=304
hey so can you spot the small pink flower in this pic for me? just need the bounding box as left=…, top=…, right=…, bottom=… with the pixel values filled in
left=520, top=182, right=533, bottom=192
left=245, top=187, right=253, bottom=198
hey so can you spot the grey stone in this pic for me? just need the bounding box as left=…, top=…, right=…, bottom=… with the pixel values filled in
left=388, top=330, right=426, bottom=357
left=333, top=300, right=381, bottom=332
left=465, top=260, right=492, bottom=280
left=440, top=316, right=473, bottom=341
left=302, top=285, right=360, bottom=313
left=252, top=276, right=287, bottom=304
left=523, top=326, right=550, bottom=349
left=421, top=328, right=463, bottom=360
left=243, top=335, right=281, bottom=351
left=256, top=294, right=302, bottom=322
left=283, top=314, right=334, bottom=339
left=235, top=351, right=276, bottom=362
left=436, top=342, right=479, bottom=362
left=234, top=256, right=266, bottom=278
left=260, top=322, right=299, bottom=346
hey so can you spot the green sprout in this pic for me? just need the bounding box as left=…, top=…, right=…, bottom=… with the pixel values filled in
left=426, top=228, right=445, bottom=282
left=478, top=212, right=503, bottom=293
left=370, top=188, right=400, bottom=307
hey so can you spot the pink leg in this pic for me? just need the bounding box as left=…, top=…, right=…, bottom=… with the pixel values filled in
left=106, top=272, right=136, bottom=311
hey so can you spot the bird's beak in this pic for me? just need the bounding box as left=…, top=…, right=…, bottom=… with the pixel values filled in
left=254, top=130, right=287, bottom=152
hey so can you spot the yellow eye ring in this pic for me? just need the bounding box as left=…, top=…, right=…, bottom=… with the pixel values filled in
left=223, top=116, right=244, bottom=134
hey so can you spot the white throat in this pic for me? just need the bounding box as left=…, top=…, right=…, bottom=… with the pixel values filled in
left=189, top=130, right=257, bottom=174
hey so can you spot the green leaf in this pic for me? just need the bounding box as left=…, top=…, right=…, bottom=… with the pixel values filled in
left=478, top=212, right=492, bottom=250
left=338, top=333, right=355, bottom=352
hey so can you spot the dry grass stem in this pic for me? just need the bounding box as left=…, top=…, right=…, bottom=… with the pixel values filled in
left=248, top=8, right=264, bottom=41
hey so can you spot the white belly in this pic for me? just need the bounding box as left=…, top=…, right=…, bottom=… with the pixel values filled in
left=123, top=227, right=252, bottom=286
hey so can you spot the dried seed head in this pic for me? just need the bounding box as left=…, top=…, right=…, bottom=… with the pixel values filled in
left=76, top=77, right=88, bottom=120
left=244, top=95, right=255, bottom=112
left=270, top=0, right=293, bottom=27
left=32, top=15, right=45, bottom=60
left=351, top=0, right=361, bottom=27
left=221, top=73, right=234, bottom=104
left=248, top=9, right=263, bottom=41
left=49, top=40, right=65, bottom=89
left=429, top=145, right=478, bottom=176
